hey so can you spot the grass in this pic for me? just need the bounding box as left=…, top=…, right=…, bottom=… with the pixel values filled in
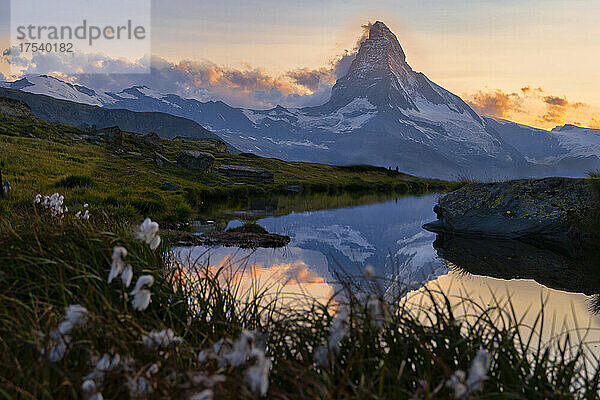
left=1, top=206, right=600, bottom=399
left=0, top=110, right=451, bottom=225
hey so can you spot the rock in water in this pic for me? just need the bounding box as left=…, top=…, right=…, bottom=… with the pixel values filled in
left=217, top=165, right=274, bottom=184
left=176, top=150, right=215, bottom=172
left=423, top=177, right=597, bottom=248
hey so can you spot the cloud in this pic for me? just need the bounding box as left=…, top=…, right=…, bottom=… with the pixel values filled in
left=538, top=95, right=588, bottom=124
left=2, top=38, right=360, bottom=109
left=464, top=89, right=523, bottom=118
left=591, top=117, right=600, bottom=129
left=520, top=86, right=543, bottom=95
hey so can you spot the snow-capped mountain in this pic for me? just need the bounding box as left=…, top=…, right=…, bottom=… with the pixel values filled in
left=486, top=118, right=600, bottom=175
left=3, top=21, right=600, bottom=178
left=0, top=75, right=113, bottom=106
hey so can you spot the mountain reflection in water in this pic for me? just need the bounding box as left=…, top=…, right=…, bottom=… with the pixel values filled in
left=176, top=194, right=600, bottom=338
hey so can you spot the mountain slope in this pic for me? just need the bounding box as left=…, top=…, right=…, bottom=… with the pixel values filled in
left=486, top=118, right=600, bottom=175
left=0, top=88, right=236, bottom=151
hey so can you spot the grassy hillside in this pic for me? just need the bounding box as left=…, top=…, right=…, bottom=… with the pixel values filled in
left=0, top=88, right=225, bottom=143
left=0, top=101, right=449, bottom=224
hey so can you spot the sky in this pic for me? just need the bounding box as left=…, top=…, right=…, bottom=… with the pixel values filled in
left=1, top=0, right=600, bottom=129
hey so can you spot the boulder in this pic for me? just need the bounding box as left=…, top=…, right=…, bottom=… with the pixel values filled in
left=423, top=177, right=597, bottom=248
left=144, top=132, right=163, bottom=150
left=98, top=126, right=123, bottom=144
left=176, top=150, right=215, bottom=172
left=161, top=180, right=181, bottom=191
left=218, top=165, right=274, bottom=184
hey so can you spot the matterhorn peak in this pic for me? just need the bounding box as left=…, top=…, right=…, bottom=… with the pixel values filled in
left=366, top=21, right=406, bottom=63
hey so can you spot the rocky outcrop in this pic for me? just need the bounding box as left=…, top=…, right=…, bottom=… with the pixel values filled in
left=176, top=150, right=215, bottom=172
left=166, top=230, right=290, bottom=249
left=143, top=132, right=163, bottom=150
left=0, top=97, right=34, bottom=118
left=217, top=165, right=274, bottom=184
left=423, top=177, right=597, bottom=248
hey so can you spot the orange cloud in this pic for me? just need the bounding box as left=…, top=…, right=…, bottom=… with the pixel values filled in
left=465, top=85, right=598, bottom=129
left=538, top=95, right=588, bottom=124
left=465, top=89, right=523, bottom=118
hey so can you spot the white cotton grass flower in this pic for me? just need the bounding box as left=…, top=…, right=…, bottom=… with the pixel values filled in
left=446, top=370, right=468, bottom=398
left=189, top=389, right=213, bottom=400
left=126, top=376, right=153, bottom=397
left=244, top=347, right=271, bottom=397
left=130, top=275, right=154, bottom=311
left=82, top=379, right=104, bottom=400
left=34, top=194, right=41, bottom=204
left=466, top=349, right=491, bottom=391
left=82, top=210, right=90, bottom=220
left=328, top=305, right=350, bottom=353
left=43, top=335, right=70, bottom=362
left=142, top=328, right=182, bottom=348
left=446, top=349, right=491, bottom=398
left=42, top=305, right=88, bottom=361
left=314, top=345, right=329, bottom=367
left=136, top=218, right=161, bottom=250
left=121, top=265, right=133, bottom=287
left=108, top=246, right=128, bottom=284
left=189, top=373, right=226, bottom=388
left=367, top=294, right=390, bottom=329
left=55, top=304, right=89, bottom=337
left=224, top=330, right=257, bottom=367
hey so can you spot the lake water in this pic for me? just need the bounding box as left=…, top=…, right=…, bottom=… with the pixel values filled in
left=175, top=194, right=600, bottom=350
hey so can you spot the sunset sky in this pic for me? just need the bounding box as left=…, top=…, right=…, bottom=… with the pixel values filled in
left=1, top=0, right=600, bottom=129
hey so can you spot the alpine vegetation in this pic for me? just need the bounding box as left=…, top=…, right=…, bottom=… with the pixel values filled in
left=137, top=217, right=161, bottom=250
left=130, top=275, right=154, bottom=311
left=2, top=204, right=600, bottom=399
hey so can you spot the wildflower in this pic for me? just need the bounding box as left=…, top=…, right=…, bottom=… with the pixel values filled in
left=189, top=389, right=213, bottom=400
left=225, top=330, right=257, bottom=367
left=126, top=376, right=153, bottom=397
left=244, top=348, right=271, bottom=396
left=82, top=210, right=90, bottom=220
left=446, top=349, right=491, bottom=398
left=130, top=275, right=154, bottom=311
left=367, top=294, right=390, bottom=329
left=314, top=345, right=329, bottom=367
left=328, top=305, right=350, bottom=353
left=84, top=203, right=89, bottom=208
left=34, top=194, right=41, bottom=203
left=147, top=363, right=160, bottom=376
left=142, top=328, right=182, bottom=348
left=189, top=373, right=225, bottom=388
left=446, top=370, right=467, bottom=398
left=55, top=304, right=89, bottom=337
left=82, top=379, right=104, bottom=400
left=43, top=335, right=70, bottom=362
left=121, top=265, right=133, bottom=287
left=75, top=211, right=81, bottom=217
left=137, top=218, right=161, bottom=250
left=84, top=353, right=121, bottom=382
left=363, top=265, right=375, bottom=279
left=466, top=349, right=491, bottom=391
left=108, top=246, right=128, bottom=284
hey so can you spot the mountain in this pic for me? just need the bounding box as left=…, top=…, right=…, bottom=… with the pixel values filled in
left=0, top=88, right=234, bottom=150
left=3, top=22, right=600, bottom=178
left=486, top=118, right=600, bottom=175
